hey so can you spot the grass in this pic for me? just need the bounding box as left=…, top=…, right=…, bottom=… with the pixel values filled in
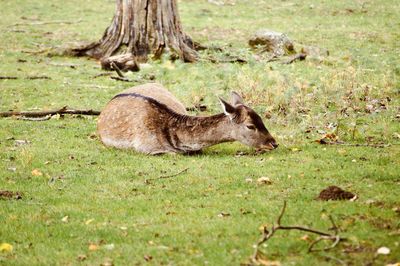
left=1, top=0, right=399, bottom=265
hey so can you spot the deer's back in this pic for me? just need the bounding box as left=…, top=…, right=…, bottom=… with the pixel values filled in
left=120, top=83, right=187, bottom=114
left=97, top=83, right=186, bottom=154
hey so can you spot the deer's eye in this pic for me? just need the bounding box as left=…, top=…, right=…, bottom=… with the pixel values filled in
left=246, top=125, right=256, bottom=130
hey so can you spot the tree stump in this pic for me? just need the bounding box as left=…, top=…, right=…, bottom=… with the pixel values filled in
left=70, top=0, right=198, bottom=69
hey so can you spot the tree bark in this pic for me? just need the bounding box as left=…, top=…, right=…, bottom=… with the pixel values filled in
left=70, top=0, right=198, bottom=68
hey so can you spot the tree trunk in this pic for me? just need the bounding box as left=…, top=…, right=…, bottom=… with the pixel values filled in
left=71, top=0, right=198, bottom=69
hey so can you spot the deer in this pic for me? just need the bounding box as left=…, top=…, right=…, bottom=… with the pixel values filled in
left=97, top=83, right=278, bottom=155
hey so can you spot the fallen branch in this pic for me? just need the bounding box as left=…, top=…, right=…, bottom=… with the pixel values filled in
left=111, top=62, right=125, bottom=78
left=282, top=53, right=307, bottom=64
left=93, top=72, right=113, bottom=78
left=250, top=201, right=345, bottom=265
left=206, top=56, right=247, bottom=64
left=316, top=139, right=392, bottom=148
left=11, top=19, right=82, bottom=27
left=27, top=76, right=51, bottom=80
left=110, top=76, right=134, bottom=82
left=18, top=115, right=52, bottom=121
left=0, top=106, right=100, bottom=118
left=0, top=76, right=18, bottom=80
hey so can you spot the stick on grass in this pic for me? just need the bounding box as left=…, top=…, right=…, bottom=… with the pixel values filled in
left=0, top=106, right=100, bottom=118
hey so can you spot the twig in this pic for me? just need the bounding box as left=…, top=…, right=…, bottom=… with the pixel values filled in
left=0, top=106, right=100, bottom=118
left=251, top=201, right=345, bottom=264
left=0, top=76, right=18, bottom=80
left=18, top=115, right=52, bottom=121
left=11, top=19, right=82, bottom=27
left=145, top=168, right=189, bottom=184
left=317, top=140, right=391, bottom=148
left=282, top=53, right=307, bottom=64
left=93, top=72, right=113, bottom=78
left=158, top=167, right=189, bottom=179
left=26, top=76, right=51, bottom=80
left=110, top=76, right=133, bottom=82
left=111, top=62, right=125, bottom=78
left=206, top=56, right=247, bottom=64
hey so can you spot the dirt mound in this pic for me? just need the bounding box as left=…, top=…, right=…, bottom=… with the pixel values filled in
left=317, top=186, right=356, bottom=201
left=0, top=190, right=22, bottom=200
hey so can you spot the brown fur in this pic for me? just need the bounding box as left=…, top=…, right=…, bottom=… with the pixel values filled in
left=97, top=83, right=277, bottom=154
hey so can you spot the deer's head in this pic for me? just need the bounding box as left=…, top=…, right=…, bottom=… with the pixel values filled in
left=219, top=92, right=278, bottom=150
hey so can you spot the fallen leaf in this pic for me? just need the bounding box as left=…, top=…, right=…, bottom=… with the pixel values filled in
left=104, top=244, right=115, bottom=250
left=144, top=255, right=153, bottom=261
left=257, top=177, right=272, bottom=185
left=85, top=219, right=94, bottom=225
left=218, top=212, right=231, bottom=218
left=258, top=224, right=268, bottom=232
left=31, top=169, right=43, bottom=176
left=300, top=234, right=310, bottom=241
left=88, top=243, right=99, bottom=251
left=77, top=254, right=87, bottom=261
left=0, top=243, right=13, bottom=253
left=245, top=178, right=253, bottom=183
left=377, top=246, right=390, bottom=255
left=61, top=216, right=69, bottom=223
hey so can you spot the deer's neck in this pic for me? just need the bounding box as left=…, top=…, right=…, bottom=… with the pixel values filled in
left=170, top=113, right=234, bottom=151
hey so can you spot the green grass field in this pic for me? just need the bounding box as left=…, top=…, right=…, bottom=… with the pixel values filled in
left=1, top=0, right=399, bottom=265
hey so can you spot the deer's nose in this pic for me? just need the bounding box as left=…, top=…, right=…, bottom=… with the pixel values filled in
left=271, top=142, right=279, bottom=149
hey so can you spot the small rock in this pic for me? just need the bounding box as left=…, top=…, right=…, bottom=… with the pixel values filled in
left=249, top=29, right=295, bottom=56
left=377, top=246, right=390, bottom=255
left=104, top=244, right=115, bottom=250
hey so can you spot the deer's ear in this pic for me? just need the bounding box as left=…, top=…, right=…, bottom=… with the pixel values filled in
left=219, top=97, right=236, bottom=117
left=230, top=91, right=244, bottom=106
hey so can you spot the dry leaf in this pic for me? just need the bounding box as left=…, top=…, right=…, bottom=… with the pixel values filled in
left=218, top=212, right=231, bottom=218
left=300, top=234, right=310, bottom=241
left=77, top=254, right=87, bottom=261
left=31, top=169, right=43, bottom=176
left=104, top=244, right=115, bottom=250
left=258, top=224, right=268, bottom=232
left=61, top=216, right=69, bottom=223
left=0, top=243, right=13, bottom=253
left=88, top=243, right=99, bottom=251
left=257, top=177, right=272, bottom=185
left=85, top=219, right=94, bottom=225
